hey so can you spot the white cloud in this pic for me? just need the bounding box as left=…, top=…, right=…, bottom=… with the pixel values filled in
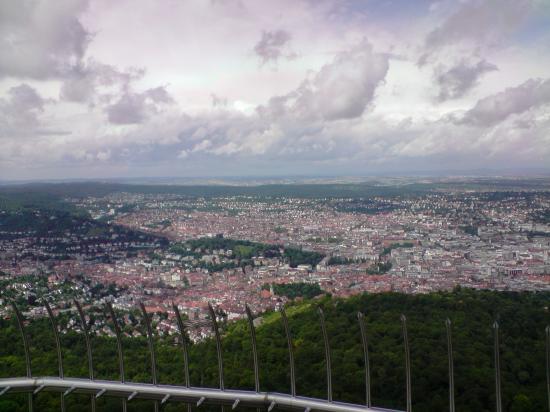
left=259, top=41, right=389, bottom=121
left=96, top=149, right=111, bottom=161
left=0, top=0, right=549, bottom=179
left=459, top=78, right=550, bottom=126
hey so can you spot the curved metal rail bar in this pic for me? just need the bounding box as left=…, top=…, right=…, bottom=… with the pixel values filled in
left=173, top=304, right=190, bottom=388
left=208, top=303, right=225, bottom=391
left=546, top=325, right=549, bottom=412
left=106, top=302, right=127, bottom=412
left=74, top=300, right=95, bottom=412
left=74, top=301, right=94, bottom=379
left=445, top=319, right=455, bottom=412
left=281, top=308, right=296, bottom=397
left=493, top=321, right=502, bottom=412
left=245, top=304, right=260, bottom=393
left=0, top=377, right=404, bottom=412
left=357, top=312, right=371, bottom=407
left=172, top=305, right=191, bottom=412
left=318, top=306, right=332, bottom=403
left=400, top=315, right=412, bottom=412
left=44, top=301, right=65, bottom=412
left=140, top=303, right=159, bottom=412
left=11, top=303, right=33, bottom=412
left=44, top=302, right=64, bottom=380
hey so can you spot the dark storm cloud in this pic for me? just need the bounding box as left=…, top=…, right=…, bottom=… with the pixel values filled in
left=60, top=60, right=146, bottom=104
left=0, top=84, right=49, bottom=136
left=254, top=30, right=295, bottom=65
left=436, top=59, right=498, bottom=101
left=0, top=0, right=91, bottom=79
left=6, top=84, right=46, bottom=112
left=459, top=78, right=550, bottom=126
left=106, top=86, right=175, bottom=125
left=424, top=0, right=532, bottom=53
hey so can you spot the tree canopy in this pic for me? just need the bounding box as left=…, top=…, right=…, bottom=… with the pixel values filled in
left=0, top=288, right=548, bottom=412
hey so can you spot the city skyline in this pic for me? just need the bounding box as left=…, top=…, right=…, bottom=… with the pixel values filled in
left=1, top=0, right=550, bottom=180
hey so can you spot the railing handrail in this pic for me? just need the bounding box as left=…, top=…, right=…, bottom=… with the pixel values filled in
left=0, top=376, right=403, bottom=412
left=2, top=301, right=549, bottom=412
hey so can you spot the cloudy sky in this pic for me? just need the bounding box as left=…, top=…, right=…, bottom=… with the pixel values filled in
left=1, top=0, right=550, bottom=180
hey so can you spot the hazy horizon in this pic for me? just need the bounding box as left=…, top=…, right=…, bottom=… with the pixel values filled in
left=2, top=170, right=550, bottom=187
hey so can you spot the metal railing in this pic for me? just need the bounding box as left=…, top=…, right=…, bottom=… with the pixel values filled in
left=0, top=301, right=549, bottom=412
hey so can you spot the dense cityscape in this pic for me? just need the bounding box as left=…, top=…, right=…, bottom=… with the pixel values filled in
left=1, top=179, right=548, bottom=341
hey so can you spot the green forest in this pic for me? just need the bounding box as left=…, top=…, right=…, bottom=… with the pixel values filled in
left=267, top=282, right=324, bottom=299
left=170, top=237, right=324, bottom=268
left=0, top=288, right=549, bottom=412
